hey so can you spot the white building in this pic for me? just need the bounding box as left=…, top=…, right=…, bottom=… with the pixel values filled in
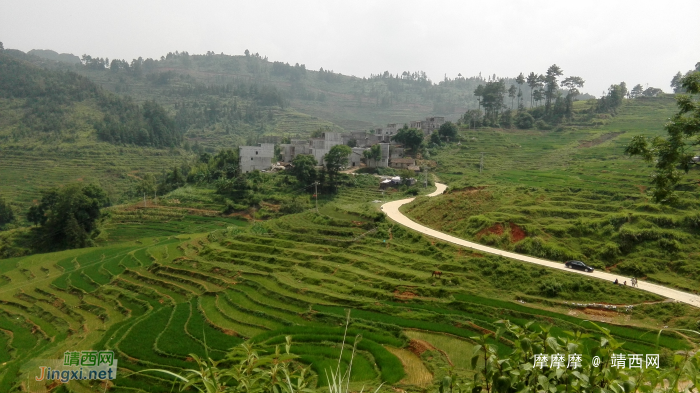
left=239, top=143, right=275, bottom=173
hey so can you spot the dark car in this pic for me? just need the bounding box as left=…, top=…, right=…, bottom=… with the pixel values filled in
left=565, top=260, right=594, bottom=272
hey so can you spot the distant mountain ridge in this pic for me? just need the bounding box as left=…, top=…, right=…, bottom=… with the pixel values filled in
left=28, top=49, right=81, bottom=64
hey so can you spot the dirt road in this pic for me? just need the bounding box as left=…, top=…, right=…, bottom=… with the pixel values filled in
left=381, top=183, right=700, bottom=308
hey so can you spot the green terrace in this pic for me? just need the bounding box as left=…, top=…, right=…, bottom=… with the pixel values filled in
left=0, top=195, right=695, bottom=392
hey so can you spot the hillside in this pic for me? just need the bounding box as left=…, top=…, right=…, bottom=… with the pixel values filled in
left=71, top=51, right=484, bottom=129
left=2, top=178, right=697, bottom=392
left=404, top=96, right=700, bottom=293
left=0, top=51, right=190, bottom=210
left=1, top=46, right=699, bottom=392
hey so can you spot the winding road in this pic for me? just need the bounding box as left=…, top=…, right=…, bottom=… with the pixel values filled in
left=381, top=183, right=700, bottom=309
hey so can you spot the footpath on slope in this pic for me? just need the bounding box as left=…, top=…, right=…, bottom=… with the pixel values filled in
left=381, top=183, right=700, bottom=309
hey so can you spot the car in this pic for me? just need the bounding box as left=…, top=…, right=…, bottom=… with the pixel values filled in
left=565, top=260, right=594, bottom=272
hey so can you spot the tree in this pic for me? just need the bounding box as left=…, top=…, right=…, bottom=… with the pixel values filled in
left=0, top=196, right=14, bottom=227
left=27, top=184, right=109, bottom=250
left=362, top=144, right=382, bottom=165
left=536, top=74, right=546, bottom=105
left=526, top=72, right=538, bottom=107
left=474, top=84, right=484, bottom=110
left=0, top=42, right=4, bottom=51
left=479, top=80, right=507, bottom=124
left=626, top=71, right=700, bottom=203
left=515, top=73, right=525, bottom=109
left=560, top=76, right=585, bottom=118
left=324, top=144, right=351, bottom=184
left=209, top=149, right=239, bottom=180
left=643, top=87, right=664, bottom=97
left=508, top=84, right=517, bottom=109
left=291, top=154, right=317, bottom=185
left=438, top=121, right=458, bottom=141
left=346, top=138, right=357, bottom=148
left=462, top=109, right=483, bottom=128
left=630, top=84, right=644, bottom=98
left=391, top=127, right=424, bottom=153
left=597, top=82, right=628, bottom=114
left=671, top=71, right=685, bottom=93
left=544, top=64, right=564, bottom=115
left=135, top=174, right=157, bottom=197
left=500, top=109, right=513, bottom=129
left=430, top=131, right=442, bottom=146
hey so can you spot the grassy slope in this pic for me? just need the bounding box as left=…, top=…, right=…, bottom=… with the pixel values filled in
left=1, top=176, right=698, bottom=392
left=0, top=53, right=191, bottom=210
left=405, top=96, right=700, bottom=293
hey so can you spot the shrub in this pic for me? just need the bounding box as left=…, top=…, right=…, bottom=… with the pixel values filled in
left=534, top=119, right=552, bottom=130
left=515, top=112, right=535, bottom=129
left=539, top=278, right=563, bottom=297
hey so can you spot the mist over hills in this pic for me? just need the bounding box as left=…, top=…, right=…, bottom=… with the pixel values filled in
left=21, top=46, right=594, bottom=134
left=27, top=49, right=81, bottom=64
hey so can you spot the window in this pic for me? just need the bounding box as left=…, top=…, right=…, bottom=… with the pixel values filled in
left=255, top=151, right=258, bottom=155
left=251, top=157, right=253, bottom=160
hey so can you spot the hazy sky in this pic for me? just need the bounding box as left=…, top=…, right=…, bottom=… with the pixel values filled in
left=2, top=0, right=699, bottom=95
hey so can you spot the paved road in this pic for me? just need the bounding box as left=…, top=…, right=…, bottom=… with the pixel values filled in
left=381, top=183, right=700, bottom=308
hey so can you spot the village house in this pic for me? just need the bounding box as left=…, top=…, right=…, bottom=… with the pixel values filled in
left=239, top=143, right=275, bottom=173
left=410, top=116, right=445, bottom=136
left=389, top=157, right=416, bottom=170
left=273, top=115, right=443, bottom=170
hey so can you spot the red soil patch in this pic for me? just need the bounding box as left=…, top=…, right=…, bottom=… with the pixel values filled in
left=408, top=339, right=435, bottom=356
left=636, top=185, right=648, bottom=194
left=221, top=329, right=238, bottom=336
left=477, top=223, right=504, bottom=237
left=478, top=222, right=526, bottom=243
left=509, top=222, right=527, bottom=243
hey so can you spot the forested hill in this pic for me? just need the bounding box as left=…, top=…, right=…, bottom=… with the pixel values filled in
left=77, top=51, right=486, bottom=130
left=26, top=49, right=498, bottom=131
left=0, top=51, right=181, bottom=148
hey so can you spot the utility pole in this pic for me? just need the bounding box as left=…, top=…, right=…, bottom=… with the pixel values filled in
left=480, top=152, right=484, bottom=174
left=424, top=167, right=428, bottom=188
left=313, top=182, right=319, bottom=212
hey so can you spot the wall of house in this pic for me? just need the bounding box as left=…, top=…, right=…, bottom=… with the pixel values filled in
left=239, top=143, right=275, bottom=173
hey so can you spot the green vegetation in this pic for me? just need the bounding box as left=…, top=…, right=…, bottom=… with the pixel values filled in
left=0, top=196, right=14, bottom=228
left=2, top=44, right=699, bottom=393
left=26, top=183, right=110, bottom=251
left=406, top=96, right=700, bottom=294
left=0, top=51, right=181, bottom=148
left=626, top=70, right=700, bottom=202
left=3, top=173, right=693, bottom=392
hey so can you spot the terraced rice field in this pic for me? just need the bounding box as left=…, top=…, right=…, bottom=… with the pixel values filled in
left=1, top=190, right=694, bottom=392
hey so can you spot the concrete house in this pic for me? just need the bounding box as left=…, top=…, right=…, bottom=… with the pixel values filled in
left=239, top=143, right=275, bottom=173
left=389, top=157, right=416, bottom=169
left=412, top=117, right=445, bottom=136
